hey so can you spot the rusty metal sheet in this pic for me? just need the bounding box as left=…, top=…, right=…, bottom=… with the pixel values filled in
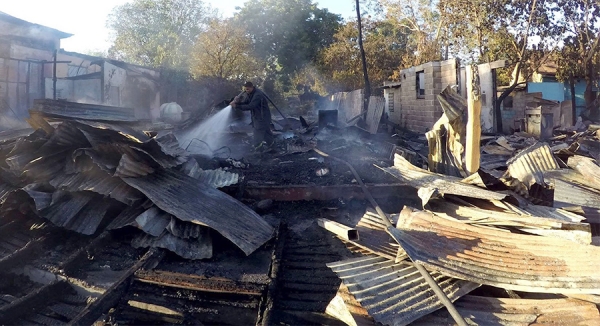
left=506, top=142, right=559, bottom=188
left=243, top=183, right=411, bottom=201
left=122, top=169, right=274, bottom=255
left=379, top=155, right=506, bottom=204
left=395, top=207, right=600, bottom=294
left=327, top=255, right=479, bottom=326
left=132, top=229, right=212, bottom=260
left=342, top=209, right=404, bottom=261
left=413, top=295, right=600, bottom=325
left=567, top=155, right=600, bottom=191
left=544, top=170, right=600, bottom=209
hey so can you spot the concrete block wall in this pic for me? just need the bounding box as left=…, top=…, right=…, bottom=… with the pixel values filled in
left=395, top=59, right=459, bottom=133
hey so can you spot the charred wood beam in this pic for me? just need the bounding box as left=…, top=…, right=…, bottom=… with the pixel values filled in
left=59, top=231, right=111, bottom=275
left=257, top=221, right=286, bottom=326
left=0, top=280, right=71, bottom=324
left=242, top=184, right=412, bottom=202
left=134, top=270, right=265, bottom=296
left=68, top=248, right=165, bottom=326
left=0, top=237, right=46, bottom=271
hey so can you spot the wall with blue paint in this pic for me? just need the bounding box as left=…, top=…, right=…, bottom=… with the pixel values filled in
left=528, top=80, right=591, bottom=116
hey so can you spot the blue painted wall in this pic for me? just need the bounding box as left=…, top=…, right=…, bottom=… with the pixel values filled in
left=528, top=80, right=591, bottom=116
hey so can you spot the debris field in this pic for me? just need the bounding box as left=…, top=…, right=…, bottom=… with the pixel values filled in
left=0, top=97, right=599, bottom=326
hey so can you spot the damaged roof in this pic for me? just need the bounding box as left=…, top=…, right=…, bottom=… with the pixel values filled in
left=395, top=207, right=600, bottom=294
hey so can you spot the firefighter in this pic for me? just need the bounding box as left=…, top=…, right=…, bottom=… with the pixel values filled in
left=230, top=81, right=274, bottom=150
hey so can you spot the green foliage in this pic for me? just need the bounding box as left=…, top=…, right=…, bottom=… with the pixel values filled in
left=232, top=0, right=342, bottom=94
left=107, top=0, right=214, bottom=69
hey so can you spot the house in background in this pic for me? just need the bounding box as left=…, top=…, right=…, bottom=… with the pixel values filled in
left=0, top=12, right=162, bottom=126
left=383, top=59, right=505, bottom=134
left=0, top=11, right=71, bottom=120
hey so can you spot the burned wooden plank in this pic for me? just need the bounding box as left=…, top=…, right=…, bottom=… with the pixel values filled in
left=395, top=206, right=600, bottom=294
left=68, top=248, right=165, bottom=326
left=327, top=255, right=479, bottom=326
left=242, top=183, right=412, bottom=201
left=122, top=169, right=274, bottom=255
left=134, top=270, right=265, bottom=295
left=0, top=280, right=72, bottom=324
left=379, top=154, right=506, bottom=205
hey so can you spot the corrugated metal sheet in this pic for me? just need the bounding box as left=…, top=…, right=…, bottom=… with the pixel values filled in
left=506, top=142, right=559, bottom=188
left=64, top=197, right=113, bottom=235
left=31, top=99, right=138, bottom=122
left=380, top=154, right=507, bottom=204
left=122, top=169, right=274, bottom=255
left=73, top=120, right=150, bottom=144
left=544, top=170, right=600, bottom=209
left=50, top=166, right=143, bottom=205
left=343, top=209, right=404, bottom=261
left=567, top=155, right=600, bottom=191
left=197, top=169, right=239, bottom=188
left=135, top=207, right=171, bottom=237
left=132, top=229, right=212, bottom=260
left=412, top=295, right=600, bottom=325
left=106, top=205, right=146, bottom=230
left=40, top=191, right=95, bottom=228
left=166, top=217, right=205, bottom=239
left=395, top=207, right=600, bottom=294
left=114, top=153, right=156, bottom=178
left=327, top=255, right=479, bottom=326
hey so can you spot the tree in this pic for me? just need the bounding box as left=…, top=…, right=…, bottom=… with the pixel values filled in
left=319, top=19, right=409, bottom=93
left=356, top=0, right=371, bottom=111
left=107, top=0, right=214, bottom=69
left=555, top=0, right=600, bottom=119
left=233, top=0, right=342, bottom=94
left=382, top=0, right=444, bottom=66
left=190, top=18, right=264, bottom=84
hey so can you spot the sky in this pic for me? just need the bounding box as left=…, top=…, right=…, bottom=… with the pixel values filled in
left=1, top=0, right=356, bottom=54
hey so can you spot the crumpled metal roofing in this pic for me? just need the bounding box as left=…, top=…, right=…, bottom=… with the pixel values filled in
left=132, top=229, right=212, bottom=260
left=327, top=255, right=479, bottom=326
left=106, top=205, right=146, bottom=230
left=122, top=168, right=274, bottom=255
left=343, top=209, right=403, bottom=261
left=135, top=207, right=171, bottom=237
left=506, top=142, right=558, bottom=188
left=40, top=191, right=111, bottom=235
left=50, top=166, right=143, bottom=205
left=412, top=295, right=600, bottom=325
left=380, top=155, right=506, bottom=205
left=166, top=217, right=205, bottom=239
left=395, top=206, right=600, bottom=294
left=196, top=169, right=240, bottom=188
left=544, top=170, right=600, bottom=210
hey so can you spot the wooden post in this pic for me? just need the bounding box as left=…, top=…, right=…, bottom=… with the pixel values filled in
left=465, top=65, right=481, bottom=174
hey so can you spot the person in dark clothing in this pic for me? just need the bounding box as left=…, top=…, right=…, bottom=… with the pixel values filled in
left=230, top=81, right=274, bottom=148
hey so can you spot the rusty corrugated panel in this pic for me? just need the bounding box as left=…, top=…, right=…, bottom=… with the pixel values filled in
left=327, top=255, right=479, bottom=326
left=132, top=229, right=212, bottom=260
left=380, top=154, right=506, bottom=204
left=412, top=295, right=600, bottom=325
left=506, top=142, right=558, bottom=188
left=395, top=207, right=600, bottom=294
left=544, top=170, right=600, bottom=209
left=122, top=169, right=274, bottom=255
left=342, top=209, right=404, bottom=261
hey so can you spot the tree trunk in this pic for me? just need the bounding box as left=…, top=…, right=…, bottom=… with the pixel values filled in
left=355, top=0, right=370, bottom=112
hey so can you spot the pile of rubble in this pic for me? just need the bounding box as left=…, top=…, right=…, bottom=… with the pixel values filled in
left=318, top=88, right=600, bottom=325
left=0, top=111, right=274, bottom=260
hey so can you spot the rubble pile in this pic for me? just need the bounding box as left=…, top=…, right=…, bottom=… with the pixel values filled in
left=319, top=90, right=600, bottom=325
left=0, top=115, right=274, bottom=260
